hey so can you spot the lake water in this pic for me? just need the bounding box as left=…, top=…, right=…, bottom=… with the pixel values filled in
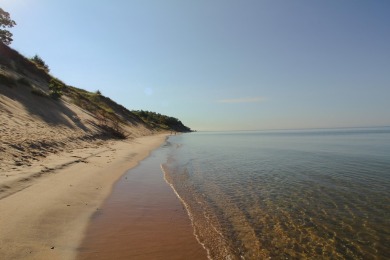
left=161, top=128, right=390, bottom=259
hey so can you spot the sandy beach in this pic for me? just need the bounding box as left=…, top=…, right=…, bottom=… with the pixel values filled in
left=77, top=140, right=208, bottom=260
left=1, top=51, right=204, bottom=259
left=0, top=134, right=204, bottom=259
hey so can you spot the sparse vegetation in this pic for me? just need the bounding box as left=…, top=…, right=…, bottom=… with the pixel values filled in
left=96, top=109, right=127, bottom=139
left=62, top=85, right=192, bottom=136
left=0, top=42, right=192, bottom=139
left=30, top=55, right=50, bottom=73
left=65, top=86, right=112, bottom=115
left=49, top=78, right=64, bottom=99
left=62, top=86, right=128, bottom=138
left=0, top=8, right=16, bottom=45
left=0, top=44, right=51, bottom=82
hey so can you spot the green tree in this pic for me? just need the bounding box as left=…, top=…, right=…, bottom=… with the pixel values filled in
left=0, top=8, right=16, bottom=45
left=30, top=55, right=50, bottom=72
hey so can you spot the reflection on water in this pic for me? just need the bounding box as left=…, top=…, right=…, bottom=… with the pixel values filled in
left=162, top=128, right=390, bottom=259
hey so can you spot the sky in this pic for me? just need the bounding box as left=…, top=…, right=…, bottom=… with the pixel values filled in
left=1, top=0, right=390, bottom=131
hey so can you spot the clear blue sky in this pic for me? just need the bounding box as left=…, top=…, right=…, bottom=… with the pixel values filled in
left=2, top=0, right=390, bottom=131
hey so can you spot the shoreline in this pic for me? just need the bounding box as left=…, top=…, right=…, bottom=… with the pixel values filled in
left=0, top=134, right=169, bottom=259
left=76, top=136, right=208, bottom=259
left=161, top=164, right=211, bottom=259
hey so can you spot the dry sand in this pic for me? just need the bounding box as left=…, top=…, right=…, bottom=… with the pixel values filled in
left=0, top=135, right=170, bottom=259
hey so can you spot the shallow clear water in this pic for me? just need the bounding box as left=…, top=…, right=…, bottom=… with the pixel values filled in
left=162, top=128, right=390, bottom=259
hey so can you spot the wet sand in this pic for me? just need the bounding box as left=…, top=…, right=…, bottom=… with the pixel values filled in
left=77, top=143, right=208, bottom=259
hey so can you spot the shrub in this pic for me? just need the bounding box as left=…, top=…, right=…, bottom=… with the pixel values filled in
left=49, top=78, right=64, bottom=99
left=97, top=110, right=127, bottom=139
left=30, top=55, right=49, bottom=73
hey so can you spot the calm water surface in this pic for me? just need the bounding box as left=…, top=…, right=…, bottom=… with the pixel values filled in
left=162, top=128, right=390, bottom=259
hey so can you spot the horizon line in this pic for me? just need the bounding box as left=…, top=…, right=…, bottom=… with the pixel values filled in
left=191, top=125, right=390, bottom=133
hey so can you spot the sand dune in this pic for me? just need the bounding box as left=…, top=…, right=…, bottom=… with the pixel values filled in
left=0, top=54, right=156, bottom=197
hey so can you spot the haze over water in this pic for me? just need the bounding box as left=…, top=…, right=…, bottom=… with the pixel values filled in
left=162, top=127, right=390, bottom=259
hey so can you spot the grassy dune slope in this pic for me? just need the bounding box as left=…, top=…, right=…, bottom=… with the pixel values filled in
left=0, top=42, right=190, bottom=187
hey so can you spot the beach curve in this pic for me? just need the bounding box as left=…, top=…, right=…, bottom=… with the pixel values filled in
left=0, top=134, right=167, bottom=259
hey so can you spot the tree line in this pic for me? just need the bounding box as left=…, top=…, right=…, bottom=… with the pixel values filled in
left=132, top=110, right=192, bottom=132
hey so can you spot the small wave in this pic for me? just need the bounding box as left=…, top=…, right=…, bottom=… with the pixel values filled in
left=160, top=164, right=213, bottom=260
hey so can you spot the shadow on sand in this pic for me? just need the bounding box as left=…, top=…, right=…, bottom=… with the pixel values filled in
left=0, top=83, right=90, bottom=132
